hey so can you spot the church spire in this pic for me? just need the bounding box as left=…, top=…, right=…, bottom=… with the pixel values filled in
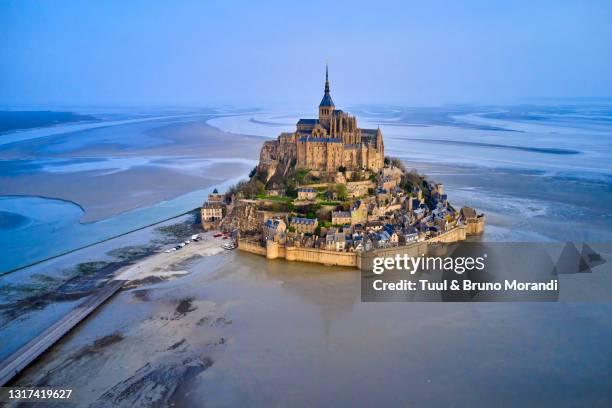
left=319, top=64, right=334, bottom=108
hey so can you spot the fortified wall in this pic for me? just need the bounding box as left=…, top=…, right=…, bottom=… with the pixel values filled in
left=237, top=239, right=267, bottom=256
left=238, top=239, right=358, bottom=267
left=465, top=216, right=486, bottom=235
left=237, top=217, right=485, bottom=271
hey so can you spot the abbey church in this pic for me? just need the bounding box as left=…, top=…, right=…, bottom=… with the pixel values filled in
left=258, top=67, right=385, bottom=178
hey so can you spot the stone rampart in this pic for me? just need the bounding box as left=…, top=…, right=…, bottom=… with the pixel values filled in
left=238, top=239, right=267, bottom=256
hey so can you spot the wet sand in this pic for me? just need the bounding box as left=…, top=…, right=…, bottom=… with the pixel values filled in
left=11, top=242, right=612, bottom=407
left=0, top=120, right=261, bottom=223
left=114, top=232, right=226, bottom=282
left=0, top=162, right=250, bottom=223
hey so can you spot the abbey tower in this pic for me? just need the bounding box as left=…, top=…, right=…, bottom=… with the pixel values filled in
left=258, top=66, right=385, bottom=178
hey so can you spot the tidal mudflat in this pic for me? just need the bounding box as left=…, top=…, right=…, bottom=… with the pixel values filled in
left=9, top=242, right=612, bottom=407
left=0, top=111, right=260, bottom=273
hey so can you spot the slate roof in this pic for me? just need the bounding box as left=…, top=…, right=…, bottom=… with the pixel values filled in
left=319, top=93, right=335, bottom=107
left=297, top=118, right=319, bottom=125
left=291, top=217, right=317, bottom=225
left=264, top=219, right=283, bottom=229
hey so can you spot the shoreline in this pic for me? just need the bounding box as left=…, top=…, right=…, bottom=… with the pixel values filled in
left=113, top=231, right=227, bottom=283
left=0, top=208, right=200, bottom=276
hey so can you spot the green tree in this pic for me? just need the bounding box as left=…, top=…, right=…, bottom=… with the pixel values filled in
left=286, top=181, right=297, bottom=198
left=295, top=168, right=310, bottom=184
left=335, top=184, right=348, bottom=201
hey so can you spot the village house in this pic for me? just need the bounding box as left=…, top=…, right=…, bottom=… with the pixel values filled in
left=324, top=228, right=347, bottom=251
left=297, top=187, right=317, bottom=201
left=331, top=210, right=351, bottom=226
left=325, top=228, right=337, bottom=250
left=290, top=217, right=318, bottom=234
left=265, top=188, right=285, bottom=197
left=201, top=202, right=225, bottom=230
left=334, top=230, right=346, bottom=251
left=263, top=218, right=286, bottom=242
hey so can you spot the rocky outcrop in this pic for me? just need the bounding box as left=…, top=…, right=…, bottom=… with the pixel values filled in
left=258, top=140, right=278, bottom=182
left=258, top=133, right=297, bottom=184
left=219, top=201, right=261, bottom=233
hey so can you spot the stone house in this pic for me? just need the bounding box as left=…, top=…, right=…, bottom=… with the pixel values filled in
left=263, top=218, right=286, bottom=242
left=297, top=187, right=317, bottom=200
left=334, top=231, right=346, bottom=251
left=290, top=217, right=318, bottom=234
left=201, top=202, right=225, bottom=230
left=331, top=211, right=351, bottom=226
left=265, top=188, right=285, bottom=197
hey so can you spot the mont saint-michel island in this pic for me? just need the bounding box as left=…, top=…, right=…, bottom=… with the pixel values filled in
left=202, top=67, right=485, bottom=268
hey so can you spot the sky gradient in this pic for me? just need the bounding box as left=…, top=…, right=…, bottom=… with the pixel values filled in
left=1, top=0, right=611, bottom=107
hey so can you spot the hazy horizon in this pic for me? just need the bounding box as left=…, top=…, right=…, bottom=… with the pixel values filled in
left=1, top=0, right=611, bottom=108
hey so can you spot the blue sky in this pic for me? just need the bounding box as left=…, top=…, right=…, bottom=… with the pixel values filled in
left=1, top=0, right=611, bottom=107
